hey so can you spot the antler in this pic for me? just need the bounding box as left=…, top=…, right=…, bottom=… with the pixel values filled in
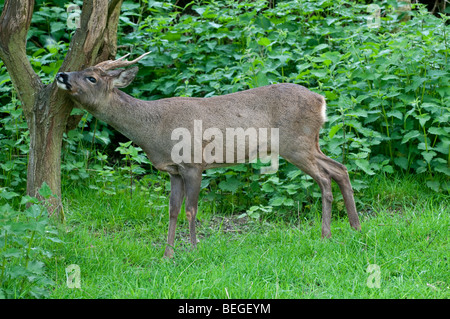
left=95, top=51, right=151, bottom=71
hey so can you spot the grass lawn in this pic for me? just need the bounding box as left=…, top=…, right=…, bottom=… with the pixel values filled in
left=46, top=174, right=449, bottom=299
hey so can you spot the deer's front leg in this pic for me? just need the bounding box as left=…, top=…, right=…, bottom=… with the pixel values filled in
left=180, top=166, right=203, bottom=250
left=164, top=174, right=185, bottom=258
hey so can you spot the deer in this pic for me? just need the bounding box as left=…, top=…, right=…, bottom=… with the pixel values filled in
left=56, top=52, right=361, bottom=258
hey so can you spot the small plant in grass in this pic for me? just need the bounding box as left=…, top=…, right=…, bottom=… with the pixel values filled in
left=0, top=183, right=62, bottom=299
left=238, top=204, right=273, bottom=220
left=115, top=141, right=151, bottom=199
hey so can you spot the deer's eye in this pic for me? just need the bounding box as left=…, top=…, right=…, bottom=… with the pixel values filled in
left=86, top=77, right=97, bottom=83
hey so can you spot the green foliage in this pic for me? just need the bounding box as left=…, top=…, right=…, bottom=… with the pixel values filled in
left=0, top=183, right=61, bottom=298
left=0, top=93, right=29, bottom=192
left=1, top=0, right=449, bottom=212
left=0, top=0, right=448, bottom=299
left=115, top=141, right=151, bottom=198
left=125, top=0, right=449, bottom=198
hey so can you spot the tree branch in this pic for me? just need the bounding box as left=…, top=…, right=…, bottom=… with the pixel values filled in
left=0, top=0, right=42, bottom=109
left=60, top=0, right=123, bottom=72
left=96, top=0, right=124, bottom=62
left=58, top=0, right=124, bottom=130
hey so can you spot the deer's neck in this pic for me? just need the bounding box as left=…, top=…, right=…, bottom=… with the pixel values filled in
left=95, top=89, right=160, bottom=148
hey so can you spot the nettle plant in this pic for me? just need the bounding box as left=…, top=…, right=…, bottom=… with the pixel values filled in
left=0, top=183, right=61, bottom=299
left=328, top=8, right=449, bottom=192
left=0, top=0, right=448, bottom=221
left=115, top=141, right=151, bottom=199
left=123, top=0, right=448, bottom=211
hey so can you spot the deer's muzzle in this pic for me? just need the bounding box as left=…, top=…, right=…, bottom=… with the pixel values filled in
left=56, top=72, right=72, bottom=91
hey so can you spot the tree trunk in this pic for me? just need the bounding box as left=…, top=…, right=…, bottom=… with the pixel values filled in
left=24, top=84, right=73, bottom=216
left=0, top=0, right=124, bottom=219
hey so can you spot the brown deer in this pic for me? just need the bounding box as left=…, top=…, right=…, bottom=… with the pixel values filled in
left=56, top=52, right=361, bottom=258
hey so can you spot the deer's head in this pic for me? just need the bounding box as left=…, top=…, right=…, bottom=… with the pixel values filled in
left=56, top=52, right=150, bottom=110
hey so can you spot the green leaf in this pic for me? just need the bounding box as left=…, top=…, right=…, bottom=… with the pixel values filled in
left=382, top=75, right=399, bottom=81
left=218, top=177, right=240, bottom=193
left=428, top=127, right=447, bottom=136
left=118, top=141, right=132, bottom=148
left=237, top=213, right=248, bottom=219
left=382, top=165, right=394, bottom=174
left=163, top=32, right=182, bottom=41
left=38, top=182, right=53, bottom=199
left=9, top=265, right=27, bottom=279
left=426, top=180, right=440, bottom=192
left=0, top=203, right=14, bottom=215
left=208, top=21, right=222, bottom=29
left=417, top=114, right=431, bottom=127
left=247, top=212, right=260, bottom=219
left=27, top=260, right=45, bottom=275
left=283, top=183, right=301, bottom=195
left=47, top=236, right=64, bottom=244
left=29, top=286, right=51, bottom=299
left=421, top=151, right=436, bottom=163
left=268, top=195, right=295, bottom=207
left=394, top=157, right=408, bottom=170
left=435, top=164, right=450, bottom=176
left=119, top=16, right=137, bottom=26
left=328, top=124, right=343, bottom=138
left=1, top=248, right=22, bottom=258
left=193, top=7, right=205, bottom=16
left=270, top=196, right=286, bottom=206
left=50, top=22, right=65, bottom=34
left=255, top=15, right=272, bottom=30
left=310, top=69, right=328, bottom=78
left=401, top=130, right=420, bottom=143
left=312, top=43, right=329, bottom=54
left=25, top=204, right=44, bottom=218
left=325, top=91, right=339, bottom=101
left=287, top=169, right=302, bottom=180
left=0, top=191, right=20, bottom=200
left=283, top=198, right=295, bottom=206
left=261, top=183, right=274, bottom=193
left=255, top=72, right=269, bottom=87
left=387, top=110, right=403, bottom=120
left=257, top=37, right=271, bottom=47
left=229, top=164, right=247, bottom=172
left=355, top=159, right=375, bottom=175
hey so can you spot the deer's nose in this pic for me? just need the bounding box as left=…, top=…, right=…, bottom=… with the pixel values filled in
left=56, top=72, right=68, bottom=83
left=56, top=72, right=72, bottom=91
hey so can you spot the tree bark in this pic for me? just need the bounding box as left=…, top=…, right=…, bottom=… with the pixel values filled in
left=0, top=0, right=124, bottom=218
left=25, top=85, right=72, bottom=215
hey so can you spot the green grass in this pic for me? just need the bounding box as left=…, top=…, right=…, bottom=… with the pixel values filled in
left=46, top=174, right=449, bottom=298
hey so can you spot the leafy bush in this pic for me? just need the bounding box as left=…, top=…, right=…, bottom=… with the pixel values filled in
left=132, top=1, right=448, bottom=165
left=121, top=0, right=449, bottom=212
left=0, top=183, right=61, bottom=298
left=0, top=0, right=449, bottom=219
left=0, top=0, right=447, bottom=300
left=0, top=92, right=29, bottom=192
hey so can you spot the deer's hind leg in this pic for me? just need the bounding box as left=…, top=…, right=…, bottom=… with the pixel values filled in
left=284, top=151, right=334, bottom=238
left=315, top=152, right=361, bottom=231
left=282, top=143, right=360, bottom=238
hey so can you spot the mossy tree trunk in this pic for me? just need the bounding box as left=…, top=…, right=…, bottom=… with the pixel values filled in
left=0, top=0, right=123, bottom=218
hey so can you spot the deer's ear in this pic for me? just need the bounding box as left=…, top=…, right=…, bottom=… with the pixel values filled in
left=109, top=67, right=139, bottom=88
